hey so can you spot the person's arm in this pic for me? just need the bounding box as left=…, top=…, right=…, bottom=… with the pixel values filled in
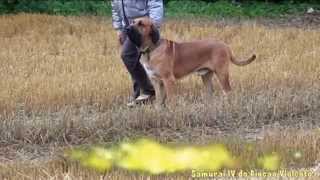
left=111, top=0, right=123, bottom=31
left=148, top=0, right=164, bottom=28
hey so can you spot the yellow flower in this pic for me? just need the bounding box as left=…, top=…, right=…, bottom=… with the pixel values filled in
left=68, top=139, right=234, bottom=174
left=69, top=147, right=113, bottom=172
left=258, top=153, right=280, bottom=171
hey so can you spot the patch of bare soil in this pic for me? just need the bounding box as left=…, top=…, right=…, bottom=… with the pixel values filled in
left=0, top=102, right=319, bottom=166
left=259, top=12, right=320, bottom=28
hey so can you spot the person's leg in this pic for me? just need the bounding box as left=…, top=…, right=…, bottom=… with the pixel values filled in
left=132, top=79, right=140, bottom=99
left=121, top=35, right=155, bottom=100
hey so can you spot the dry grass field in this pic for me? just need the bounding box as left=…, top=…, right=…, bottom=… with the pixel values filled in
left=0, top=14, right=320, bottom=179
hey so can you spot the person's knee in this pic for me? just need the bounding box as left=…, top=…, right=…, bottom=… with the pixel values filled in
left=121, top=51, right=139, bottom=67
left=121, top=50, right=138, bottom=60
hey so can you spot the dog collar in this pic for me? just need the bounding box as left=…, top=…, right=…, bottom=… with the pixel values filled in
left=140, top=40, right=161, bottom=54
left=140, top=40, right=162, bottom=61
left=140, top=47, right=151, bottom=54
left=140, top=47, right=151, bottom=62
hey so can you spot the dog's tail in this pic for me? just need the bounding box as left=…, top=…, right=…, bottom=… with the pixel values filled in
left=230, top=54, right=256, bottom=66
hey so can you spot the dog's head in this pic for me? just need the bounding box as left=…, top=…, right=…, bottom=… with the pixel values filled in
left=125, top=17, right=160, bottom=48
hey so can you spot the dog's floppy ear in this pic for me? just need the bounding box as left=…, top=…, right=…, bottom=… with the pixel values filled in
left=150, top=24, right=160, bottom=44
left=125, top=26, right=142, bottom=47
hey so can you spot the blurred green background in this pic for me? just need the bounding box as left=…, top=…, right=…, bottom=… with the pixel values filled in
left=0, top=0, right=319, bottom=18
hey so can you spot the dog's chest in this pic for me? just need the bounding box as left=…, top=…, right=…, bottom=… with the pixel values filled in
left=140, top=54, right=159, bottom=78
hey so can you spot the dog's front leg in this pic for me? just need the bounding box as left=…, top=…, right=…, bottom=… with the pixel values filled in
left=162, top=76, right=176, bottom=104
left=150, top=78, right=166, bottom=107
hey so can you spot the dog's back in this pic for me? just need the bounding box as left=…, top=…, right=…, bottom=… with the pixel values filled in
left=171, top=40, right=231, bottom=79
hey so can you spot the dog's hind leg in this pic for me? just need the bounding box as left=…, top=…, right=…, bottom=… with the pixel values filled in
left=201, top=71, right=214, bottom=97
left=215, top=70, right=231, bottom=95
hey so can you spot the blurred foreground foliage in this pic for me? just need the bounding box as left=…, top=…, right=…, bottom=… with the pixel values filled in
left=67, top=139, right=281, bottom=174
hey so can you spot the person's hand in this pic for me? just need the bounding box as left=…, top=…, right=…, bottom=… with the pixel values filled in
left=117, top=30, right=126, bottom=45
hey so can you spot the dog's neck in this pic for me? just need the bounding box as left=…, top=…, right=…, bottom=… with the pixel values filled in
left=140, top=39, right=161, bottom=58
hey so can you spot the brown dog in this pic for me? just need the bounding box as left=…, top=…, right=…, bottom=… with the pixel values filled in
left=125, top=17, right=256, bottom=106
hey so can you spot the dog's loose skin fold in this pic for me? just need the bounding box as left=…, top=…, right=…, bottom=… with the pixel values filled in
left=125, top=17, right=256, bottom=106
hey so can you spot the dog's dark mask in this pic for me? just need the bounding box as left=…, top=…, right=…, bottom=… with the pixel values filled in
left=125, top=26, right=143, bottom=47
left=125, top=24, right=160, bottom=48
